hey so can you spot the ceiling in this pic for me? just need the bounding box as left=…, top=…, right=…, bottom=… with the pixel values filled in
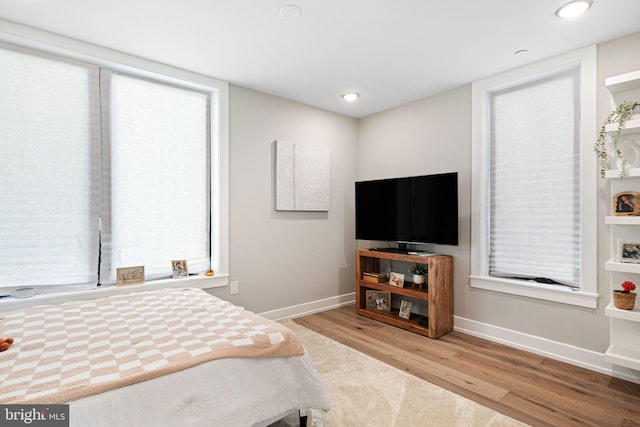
left=1, top=0, right=640, bottom=118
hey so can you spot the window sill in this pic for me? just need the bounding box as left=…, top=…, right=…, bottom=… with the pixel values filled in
left=0, top=274, right=229, bottom=312
left=470, top=275, right=599, bottom=308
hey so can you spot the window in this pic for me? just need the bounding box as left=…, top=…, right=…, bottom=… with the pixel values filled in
left=0, top=46, right=101, bottom=287
left=489, top=68, right=580, bottom=285
left=102, top=72, right=211, bottom=283
left=0, top=38, right=228, bottom=291
left=470, top=46, right=598, bottom=308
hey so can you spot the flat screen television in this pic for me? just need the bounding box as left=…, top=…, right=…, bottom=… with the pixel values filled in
left=355, top=172, right=458, bottom=249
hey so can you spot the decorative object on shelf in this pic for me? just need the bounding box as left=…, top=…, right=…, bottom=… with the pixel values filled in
left=171, top=259, right=189, bottom=278
left=619, top=241, right=640, bottom=264
left=116, top=265, right=145, bottom=286
left=205, top=269, right=214, bottom=276
left=389, top=272, right=405, bottom=288
left=612, top=191, right=640, bottom=216
left=594, top=100, right=640, bottom=178
left=613, top=281, right=637, bottom=310
left=409, top=263, right=427, bottom=290
left=399, top=300, right=412, bottom=320
left=362, top=272, right=388, bottom=283
left=365, top=290, right=391, bottom=312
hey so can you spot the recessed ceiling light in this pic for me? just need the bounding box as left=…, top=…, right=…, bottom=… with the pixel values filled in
left=279, top=4, right=302, bottom=20
left=514, top=49, right=529, bottom=56
left=342, top=92, right=359, bottom=102
left=555, top=0, right=592, bottom=19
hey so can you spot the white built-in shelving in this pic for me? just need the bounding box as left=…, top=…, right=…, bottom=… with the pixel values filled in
left=604, top=118, right=640, bottom=135
left=605, top=215, right=640, bottom=225
left=604, top=69, right=640, bottom=372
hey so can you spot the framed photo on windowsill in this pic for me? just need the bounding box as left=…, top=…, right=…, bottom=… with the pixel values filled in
left=116, top=266, right=145, bottom=286
left=613, top=191, right=640, bottom=216
left=171, top=260, right=189, bottom=278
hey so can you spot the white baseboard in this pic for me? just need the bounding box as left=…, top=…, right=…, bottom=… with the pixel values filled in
left=454, top=315, right=640, bottom=385
left=258, top=292, right=355, bottom=322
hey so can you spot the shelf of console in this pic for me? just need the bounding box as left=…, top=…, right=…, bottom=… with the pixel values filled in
left=358, top=281, right=428, bottom=299
left=355, top=307, right=432, bottom=338
left=357, top=249, right=441, bottom=264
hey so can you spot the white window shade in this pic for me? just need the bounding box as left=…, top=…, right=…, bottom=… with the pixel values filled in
left=489, top=68, right=580, bottom=285
left=101, top=72, right=211, bottom=283
left=0, top=45, right=100, bottom=287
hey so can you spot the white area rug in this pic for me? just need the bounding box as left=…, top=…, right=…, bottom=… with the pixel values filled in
left=282, top=320, right=528, bottom=427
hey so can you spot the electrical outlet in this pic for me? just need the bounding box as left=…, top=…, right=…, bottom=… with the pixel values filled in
left=230, top=280, right=239, bottom=295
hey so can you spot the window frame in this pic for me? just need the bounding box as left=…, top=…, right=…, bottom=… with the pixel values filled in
left=470, top=45, right=598, bottom=308
left=0, top=21, right=229, bottom=304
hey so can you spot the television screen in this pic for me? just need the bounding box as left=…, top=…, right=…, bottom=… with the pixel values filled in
left=355, top=172, right=458, bottom=246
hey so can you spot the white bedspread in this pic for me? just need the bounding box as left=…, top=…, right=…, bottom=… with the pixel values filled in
left=70, top=350, right=330, bottom=427
left=0, top=288, right=307, bottom=404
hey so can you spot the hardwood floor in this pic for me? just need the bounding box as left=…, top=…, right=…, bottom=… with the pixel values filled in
left=293, top=305, right=640, bottom=427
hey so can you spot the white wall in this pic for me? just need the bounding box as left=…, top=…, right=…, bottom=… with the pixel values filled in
left=206, top=86, right=358, bottom=314
left=357, top=86, right=472, bottom=319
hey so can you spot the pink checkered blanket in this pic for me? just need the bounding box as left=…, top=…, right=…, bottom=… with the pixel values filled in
left=0, top=288, right=304, bottom=404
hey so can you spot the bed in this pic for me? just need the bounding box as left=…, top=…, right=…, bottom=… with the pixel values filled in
left=0, top=287, right=331, bottom=426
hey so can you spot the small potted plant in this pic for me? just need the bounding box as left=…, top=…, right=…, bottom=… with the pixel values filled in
left=409, top=263, right=427, bottom=290
left=594, top=100, right=640, bottom=178
left=613, top=280, right=637, bottom=310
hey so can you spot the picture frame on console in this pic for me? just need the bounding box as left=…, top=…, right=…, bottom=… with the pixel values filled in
left=399, top=300, right=412, bottom=320
left=366, top=290, right=391, bottom=312
left=389, top=272, right=405, bottom=288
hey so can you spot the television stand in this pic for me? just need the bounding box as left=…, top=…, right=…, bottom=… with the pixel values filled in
left=355, top=249, right=453, bottom=338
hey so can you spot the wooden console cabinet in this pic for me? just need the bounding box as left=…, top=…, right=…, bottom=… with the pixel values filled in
left=355, top=249, right=453, bottom=338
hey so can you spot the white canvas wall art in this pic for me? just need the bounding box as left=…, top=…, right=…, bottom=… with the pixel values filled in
left=275, top=140, right=330, bottom=211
